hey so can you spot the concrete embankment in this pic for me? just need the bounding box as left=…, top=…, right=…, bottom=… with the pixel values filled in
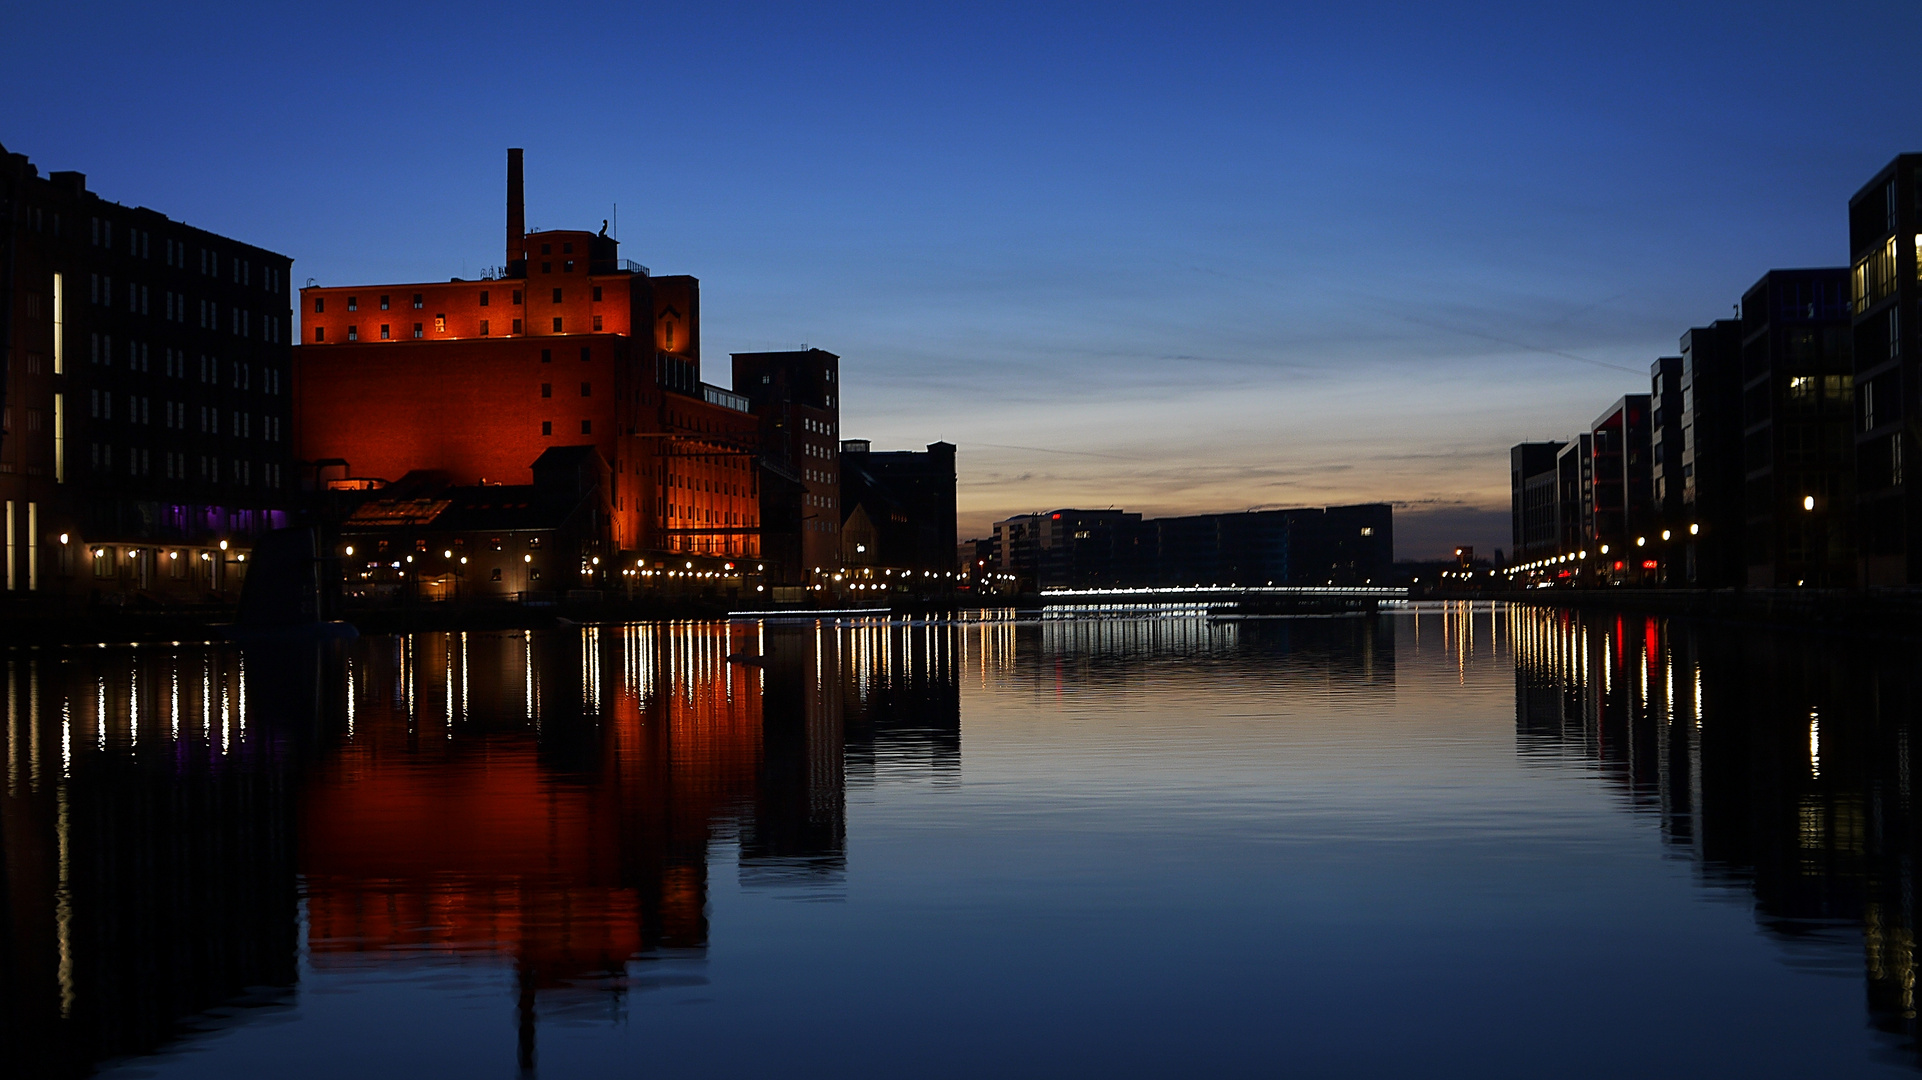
left=1431, top=587, right=1922, bottom=637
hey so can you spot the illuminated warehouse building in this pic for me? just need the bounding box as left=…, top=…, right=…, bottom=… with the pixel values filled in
left=295, top=150, right=766, bottom=570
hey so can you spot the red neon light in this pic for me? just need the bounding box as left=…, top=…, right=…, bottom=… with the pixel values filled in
left=1641, top=559, right=1658, bottom=569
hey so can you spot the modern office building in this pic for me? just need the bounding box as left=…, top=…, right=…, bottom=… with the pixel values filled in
left=1556, top=434, right=1592, bottom=555
left=295, top=150, right=763, bottom=568
left=1648, top=357, right=1685, bottom=527
left=1678, top=322, right=1744, bottom=585
left=838, top=439, right=956, bottom=574
left=1739, top=269, right=1855, bottom=586
left=993, top=503, right=1392, bottom=591
left=1586, top=395, right=1651, bottom=576
left=1848, top=154, right=1922, bottom=585
left=1, top=140, right=294, bottom=603
left=1510, top=441, right=1563, bottom=562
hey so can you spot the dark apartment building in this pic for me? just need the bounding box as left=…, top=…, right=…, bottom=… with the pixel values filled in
left=733, top=348, right=842, bottom=584
left=1, top=141, right=293, bottom=603
left=1848, top=154, right=1922, bottom=585
left=994, top=509, right=1144, bottom=590
left=837, top=439, right=956, bottom=574
left=1678, top=322, right=1744, bottom=586
left=1739, top=269, right=1855, bottom=586
left=1510, top=441, right=1563, bottom=562
left=1587, top=395, right=1651, bottom=574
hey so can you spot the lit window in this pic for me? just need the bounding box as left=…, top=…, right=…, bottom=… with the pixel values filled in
left=435, top=315, right=446, bottom=332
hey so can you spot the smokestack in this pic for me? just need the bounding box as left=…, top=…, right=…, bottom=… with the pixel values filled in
left=506, top=148, right=525, bottom=268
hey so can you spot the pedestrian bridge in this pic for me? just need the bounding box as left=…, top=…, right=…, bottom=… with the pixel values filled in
left=1036, top=585, right=1408, bottom=615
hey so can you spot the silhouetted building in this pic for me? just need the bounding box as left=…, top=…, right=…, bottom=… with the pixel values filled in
left=1510, top=441, right=1563, bottom=562
left=1557, top=433, right=1592, bottom=554
left=1587, top=395, right=1651, bottom=576
left=1739, top=269, right=1855, bottom=586
left=1678, top=321, right=1745, bottom=585
left=732, top=348, right=841, bottom=584
left=1848, top=154, right=1922, bottom=585
left=0, top=140, right=294, bottom=604
left=838, top=439, right=956, bottom=573
left=1649, top=356, right=1685, bottom=530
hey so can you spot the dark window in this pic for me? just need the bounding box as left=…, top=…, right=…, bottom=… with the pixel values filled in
left=313, top=297, right=324, bottom=313
left=490, top=568, right=502, bottom=581
left=380, top=324, right=390, bottom=339
left=552, top=317, right=563, bottom=332
left=512, top=290, right=522, bottom=305
left=592, top=286, right=602, bottom=302
left=479, top=319, right=488, bottom=336
left=542, top=421, right=552, bottom=435
left=580, top=382, right=591, bottom=397
left=592, top=315, right=603, bottom=331
left=413, top=323, right=423, bottom=339
left=479, top=290, right=489, bottom=307
left=348, top=326, right=358, bottom=340
left=347, top=296, right=357, bottom=311
left=541, top=243, right=551, bottom=255
left=541, top=383, right=552, bottom=398
left=512, top=319, right=522, bottom=334
left=562, top=242, right=572, bottom=254
left=581, top=420, right=592, bottom=435
left=412, top=293, right=423, bottom=309
left=540, top=349, right=551, bottom=363
left=314, top=326, right=324, bottom=342
left=580, top=346, right=590, bottom=362
left=541, top=262, right=551, bottom=273
left=564, top=261, right=573, bottom=272
left=551, top=288, right=562, bottom=303
left=380, top=295, right=389, bottom=310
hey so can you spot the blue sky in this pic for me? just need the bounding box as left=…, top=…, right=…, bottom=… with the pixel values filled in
left=8, top=1, right=1921, bottom=557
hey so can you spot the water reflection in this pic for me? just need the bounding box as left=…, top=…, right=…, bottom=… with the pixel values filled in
left=1510, top=605, right=1922, bottom=1060
left=0, top=620, right=964, bottom=1077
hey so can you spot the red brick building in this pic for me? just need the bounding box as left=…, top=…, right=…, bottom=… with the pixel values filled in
left=294, top=150, right=761, bottom=563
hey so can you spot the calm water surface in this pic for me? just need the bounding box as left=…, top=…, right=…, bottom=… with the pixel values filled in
left=4, top=605, right=1921, bottom=1078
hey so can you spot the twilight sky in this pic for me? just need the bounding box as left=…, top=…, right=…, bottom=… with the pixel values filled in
left=8, top=1, right=1922, bottom=558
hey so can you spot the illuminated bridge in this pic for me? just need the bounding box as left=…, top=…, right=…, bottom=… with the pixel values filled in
left=1035, top=585, right=1408, bottom=616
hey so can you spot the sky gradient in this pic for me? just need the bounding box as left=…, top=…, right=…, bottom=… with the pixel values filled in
left=8, top=1, right=1922, bottom=557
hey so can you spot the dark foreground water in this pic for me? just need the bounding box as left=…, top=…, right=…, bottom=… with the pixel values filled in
left=4, top=605, right=1921, bottom=1078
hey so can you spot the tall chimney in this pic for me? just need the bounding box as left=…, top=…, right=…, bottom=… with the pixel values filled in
left=506, top=148, right=525, bottom=268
